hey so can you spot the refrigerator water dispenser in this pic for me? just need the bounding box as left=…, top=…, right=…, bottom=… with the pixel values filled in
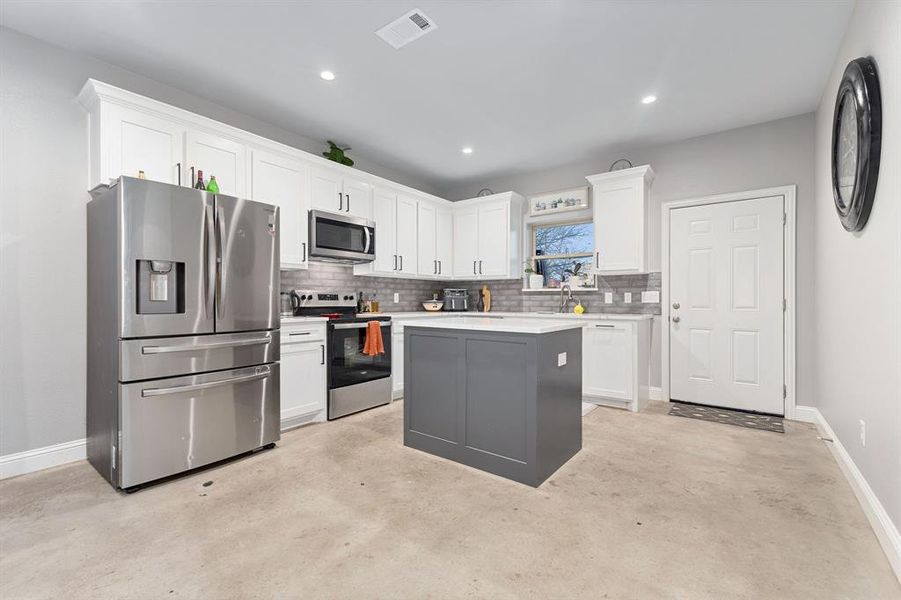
left=136, top=259, right=185, bottom=314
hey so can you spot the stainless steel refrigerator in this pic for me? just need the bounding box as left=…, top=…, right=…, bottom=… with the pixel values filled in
left=87, top=177, right=280, bottom=490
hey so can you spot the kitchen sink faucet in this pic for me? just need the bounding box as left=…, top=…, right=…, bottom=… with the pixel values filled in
left=559, top=284, right=576, bottom=313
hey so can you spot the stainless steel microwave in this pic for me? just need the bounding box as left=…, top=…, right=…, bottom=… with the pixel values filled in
left=308, top=210, right=376, bottom=264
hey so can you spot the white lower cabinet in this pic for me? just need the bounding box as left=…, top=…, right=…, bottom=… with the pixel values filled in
left=280, top=323, right=327, bottom=428
left=581, top=319, right=651, bottom=412
left=392, top=331, right=404, bottom=400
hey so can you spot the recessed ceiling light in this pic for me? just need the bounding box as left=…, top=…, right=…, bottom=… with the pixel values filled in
left=320, top=71, right=335, bottom=81
left=641, top=95, right=657, bottom=104
left=462, top=147, right=473, bottom=154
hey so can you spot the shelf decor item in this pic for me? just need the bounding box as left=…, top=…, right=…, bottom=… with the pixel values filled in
left=323, top=140, right=354, bottom=166
left=529, top=274, right=545, bottom=289
left=528, top=186, right=589, bottom=217
left=831, top=56, right=881, bottom=232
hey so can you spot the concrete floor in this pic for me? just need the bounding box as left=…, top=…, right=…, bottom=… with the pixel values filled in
left=2, top=402, right=899, bottom=599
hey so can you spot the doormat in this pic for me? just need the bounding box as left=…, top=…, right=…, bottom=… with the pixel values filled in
left=669, top=402, right=784, bottom=433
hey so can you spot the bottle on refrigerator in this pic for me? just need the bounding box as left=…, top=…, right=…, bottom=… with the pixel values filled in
left=206, top=175, right=220, bottom=194
left=194, top=170, right=206, bottom=190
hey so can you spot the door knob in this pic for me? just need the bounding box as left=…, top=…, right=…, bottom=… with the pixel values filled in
left=672, top=302, right=681, bottom=309
left=672, top=316, right=681, bottom=323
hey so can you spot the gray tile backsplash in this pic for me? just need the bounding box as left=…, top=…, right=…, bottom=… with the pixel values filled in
left=280, top=264, right=661, bottom=315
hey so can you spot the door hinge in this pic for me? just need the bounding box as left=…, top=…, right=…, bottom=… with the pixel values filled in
left=783, top=212, right=787, bottom=226
left=783, top=384, right=787, bottom=399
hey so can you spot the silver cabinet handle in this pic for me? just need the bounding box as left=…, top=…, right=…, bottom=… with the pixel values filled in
left=393, top=254, right=398, bottom=270
left=473, top=260, right=477, bottom=275
left=438, top=260, right=442, bottom=275
left=434, top=259, right=437, bottom=275
left=288, top=331, right=311, bottom=336
left=333, top=322, right=392, bottom=330
left=672, top=302, right=681, bottom=310
left=142, top=369, right=270, bottom=397
left=672, top=316, right=681, bottom=323
left=142, top=336, right=271, bottom=354
left=177, top=162, right=182, bottom=186
left=596, top=251, right=600, bottom=267
left=338, top=192, right=343, bottom=211
left=594, top=324, right=615, bottom=328
left=479, top=260, right=482, bottom=274
left=346, top=193, right=350, bottom=212
left=302, top=242, right=307, bottom=262
left=399, top=255, right=403, bottom=271
left=321, top=344, right=325, bottom=365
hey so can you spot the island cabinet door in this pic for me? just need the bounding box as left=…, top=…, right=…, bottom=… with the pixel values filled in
left=582, top=323, right=633, bottom=400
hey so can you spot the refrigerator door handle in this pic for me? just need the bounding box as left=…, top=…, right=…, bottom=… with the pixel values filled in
left=141, top=336, right=271, bottom=354
left=215, top=205, right=226, bottom=318
left=204, top=203, right=216, bottom=319
left=141, top=369, right=271, bottom=397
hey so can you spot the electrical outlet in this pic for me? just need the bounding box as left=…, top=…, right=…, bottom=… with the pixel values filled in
left=604, top=292, right=613, bottom=304
left=557, top=352, right=567, bottom=367
left=393, top=292, right=399, bottom=303
left=859, top=419, right=866, bottom=447
left=642, top=291, right=660, bottom=303
left=624, top=292, right=632, bottom=303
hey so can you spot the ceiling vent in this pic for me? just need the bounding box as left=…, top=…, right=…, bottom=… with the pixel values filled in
left=376, top=9, right=438, bottom=49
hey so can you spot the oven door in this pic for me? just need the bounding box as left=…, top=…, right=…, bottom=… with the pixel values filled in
left=328, top=321, right=392, bottom=389
left=309, top=210, right=375, bottom=263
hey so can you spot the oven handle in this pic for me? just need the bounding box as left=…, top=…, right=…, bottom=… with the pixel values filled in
left=332, top=322, right=392, bottom=330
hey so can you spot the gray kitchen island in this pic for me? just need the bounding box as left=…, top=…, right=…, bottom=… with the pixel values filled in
left=403, top=316, right=583, bottom=487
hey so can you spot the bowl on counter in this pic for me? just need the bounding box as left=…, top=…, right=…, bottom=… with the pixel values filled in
left=422, top=301, right=444, bottom=312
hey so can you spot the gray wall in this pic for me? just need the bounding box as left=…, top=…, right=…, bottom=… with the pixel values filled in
left=443, top=112, right=817, bottom=409
left=0, top=27, right=437, bottom=456
left=811, top=1, right=900, bottom=531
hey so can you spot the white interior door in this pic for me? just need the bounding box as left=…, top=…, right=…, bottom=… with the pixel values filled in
left=669, top=196, right=784, bottom=414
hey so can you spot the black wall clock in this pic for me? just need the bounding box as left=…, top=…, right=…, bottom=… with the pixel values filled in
left=831, top=56, right=882, bottom=232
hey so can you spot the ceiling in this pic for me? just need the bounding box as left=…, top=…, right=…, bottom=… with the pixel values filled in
left=1, top=1, right=853, bottom=192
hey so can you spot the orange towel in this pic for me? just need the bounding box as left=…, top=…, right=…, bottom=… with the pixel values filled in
left=362, top=321, right=385, bottom=356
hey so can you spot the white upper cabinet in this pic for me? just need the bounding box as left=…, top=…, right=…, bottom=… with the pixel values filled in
left=103, top=104, right=186, bottom=186
left=251, top=148, right=310, bottom=269
left=310, top=167, right=372, bottom=220
left=452, top=192, right=524, bottom=279
left=418, top=202, right=438, bottom=277
left=395, top=195, right=418, bottom=275
left=185, top=130, right=246, bottom=197
left=371, top=188, right=397, bottom=274
left=453, top=206, right=480, bottom=277
left=435, top=207, right=453, bottom=278
left=586, top=165, right=655, bottom=274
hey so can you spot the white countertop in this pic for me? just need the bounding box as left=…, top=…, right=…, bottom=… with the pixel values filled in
left=360, top=311, right=654, bottom=322
left=404, top=316, right=585, bottom=334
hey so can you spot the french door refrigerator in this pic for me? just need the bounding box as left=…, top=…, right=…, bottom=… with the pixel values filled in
left=87, top=177, right=280, bottom=490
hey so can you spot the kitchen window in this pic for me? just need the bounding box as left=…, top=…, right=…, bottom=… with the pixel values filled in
left=531, top=220, right=595, bottom=287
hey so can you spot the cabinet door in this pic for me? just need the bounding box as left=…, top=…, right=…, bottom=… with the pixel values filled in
left=186, top=130, right=246, bottom=197
left=582, top=323, right=632, bottom=399
left=310, top=168, right=342, bottom=212
left=105, top=105, right=185, bottom=185
left=395, top=195, right=418, bottom=275
left=418, top=202, right=438, bottom=276
left=343, top=177, right=373, bottom=220
left=371, top=188, right=397, bottom=274
left=251, top=149, right=309, bottom=268
left=453, top=207, right=480, bottom=277
left=392, top=332, right=404, bottom=399
left=477, top=202, right=509, bottom=277
left=594, top=181, right=642, bottom=272
left=435, top=207, right=453, bottom=278
left=280, top=340, right=327, bottom=421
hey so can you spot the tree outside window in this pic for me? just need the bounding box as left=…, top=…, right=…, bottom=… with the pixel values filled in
left=531, top=221, right=595, bottom=287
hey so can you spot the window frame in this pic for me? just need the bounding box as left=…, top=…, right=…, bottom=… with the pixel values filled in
left=530, top=218, right=595, bottom=266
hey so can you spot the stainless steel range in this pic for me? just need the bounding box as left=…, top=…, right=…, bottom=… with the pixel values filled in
left=87, top=177, right=280, bottom=491
left=291, top=290, right=392, bottom=419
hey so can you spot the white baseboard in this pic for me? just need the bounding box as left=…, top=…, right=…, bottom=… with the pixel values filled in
left=801, top=405, right=901, bottom=584
left=0, top=438, right=86, bottom=480
left=649, top=386, right=662, bottom=401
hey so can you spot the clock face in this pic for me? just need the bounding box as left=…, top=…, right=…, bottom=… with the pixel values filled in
left=835, top=93, right=858, bottom=209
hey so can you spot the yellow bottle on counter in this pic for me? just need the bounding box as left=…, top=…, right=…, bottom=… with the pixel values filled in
left=573, top=301, right=585, bottom=315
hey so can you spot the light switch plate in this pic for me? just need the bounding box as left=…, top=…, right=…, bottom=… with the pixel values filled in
left=393, top=293, right=399, bottom=303
left=557, top=352, right=567, bottom=367
left=624, top=292, right=632, bottom=303
left=642, top=291, right=660, bottom=303
left=604, top=292, right=613, bottom=304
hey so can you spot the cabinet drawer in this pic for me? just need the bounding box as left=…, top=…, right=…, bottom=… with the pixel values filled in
left=281, top=324, right=326, bottom=343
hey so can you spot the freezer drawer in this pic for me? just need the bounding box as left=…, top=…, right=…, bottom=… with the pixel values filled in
left=119, top=364, right=280, bottom=489
left=119, top=331, right=279, bottom=382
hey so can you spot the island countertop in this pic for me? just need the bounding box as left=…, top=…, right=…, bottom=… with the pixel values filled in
left=405, top=316, right=585, bottom=334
